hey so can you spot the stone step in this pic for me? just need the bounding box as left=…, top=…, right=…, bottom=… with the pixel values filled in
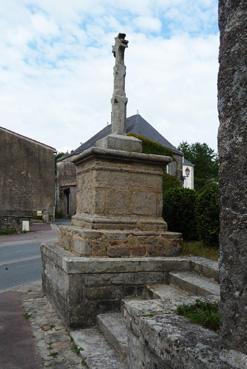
left=189, top=257, right=219, bottom=282
left=169, top=271, right=220, bottom=297
left=147, top=283, right=191, bottom=301
left=70, top=328, right=127, bottom=369
left=97, top=312, right=128, bottom=359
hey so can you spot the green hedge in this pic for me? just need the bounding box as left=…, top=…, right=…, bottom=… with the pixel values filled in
left=163, top=172, right=181, bottom=194
left=127, top=133, right=220, bottom=246
left=164, top=188, right=198, bottom=240
left=128, top=133, right=175, bottom=158
left=164, top=184, right=219, bottom=246
left=196, top=182, right=219, bottom=246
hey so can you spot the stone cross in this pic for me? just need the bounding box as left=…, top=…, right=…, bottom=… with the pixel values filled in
left=111, top=33, right=128, bottom=135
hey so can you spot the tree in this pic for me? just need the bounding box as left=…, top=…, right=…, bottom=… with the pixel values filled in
left=178, top=142, right=218, bottom=190
left=55, top=152, right=66, bottom=161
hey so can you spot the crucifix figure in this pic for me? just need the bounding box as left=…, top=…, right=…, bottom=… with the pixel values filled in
left=111, top=33, right=128, bottom=135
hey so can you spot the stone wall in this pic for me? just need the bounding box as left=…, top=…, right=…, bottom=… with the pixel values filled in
left=124, top=299, right=235, bottom=369
left=42, top=243, right=189, bottom=328
left=0, top=128, right=55, bottom=221
left=0, top=215, right=21, bottom=232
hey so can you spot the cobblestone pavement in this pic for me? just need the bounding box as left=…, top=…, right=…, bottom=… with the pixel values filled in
left=17, top=282, right=87, bottom=369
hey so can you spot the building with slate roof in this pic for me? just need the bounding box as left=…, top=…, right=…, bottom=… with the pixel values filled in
left=56, top=114, right=194, bottom=217
left=0, top=126, right=56, bottom=231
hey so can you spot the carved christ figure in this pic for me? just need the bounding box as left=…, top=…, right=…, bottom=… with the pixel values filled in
left=111, top=33, right=128, bottom=135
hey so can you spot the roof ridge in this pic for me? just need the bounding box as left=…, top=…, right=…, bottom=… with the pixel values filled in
left=0, top=126, right=56, bottom=152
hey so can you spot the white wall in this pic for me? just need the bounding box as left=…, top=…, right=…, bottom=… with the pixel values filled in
left=183, top=164, right=194, bottom=189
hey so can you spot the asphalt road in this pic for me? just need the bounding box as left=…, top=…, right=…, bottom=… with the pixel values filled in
left=0, top=226, right=59, bottom=292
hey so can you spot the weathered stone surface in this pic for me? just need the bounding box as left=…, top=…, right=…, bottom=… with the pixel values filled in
left=124, top=295, right=243, bottom=369
left=111, top=33, right=128, bottom=136
left=41, top=244, right=192, bottom=327
left=124, top=307, right=233, bottom=369
left=169, top=271, right=220, bottom=297
left=97, top=313, right=128, bottom=359
left=58, top=226, right=182, bottom=257
left=0, top=127, right=55, bottom=223
left=42, top=243, right=189, bottom=274
left=218, top=0, right=247, bottom=354
left=71, top=328, right=127, bottom=369
left=190, top=256, right=219, bottom=282
left=70, top=147, right=172, bottom=236
left=96, top=134, right=142, bottom=153
left=220, top=350, right=247, bottom=369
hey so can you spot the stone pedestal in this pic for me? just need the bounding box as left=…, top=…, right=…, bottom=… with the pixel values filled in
left=41, top=146, right=182, bottom=327
left=58, top=146, right=182, bottom=257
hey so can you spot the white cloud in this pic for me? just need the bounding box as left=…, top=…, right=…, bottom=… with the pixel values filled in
left=0, top=1, right=219, bottom=152
left=135, top=16, right=162, bottom=32
left=31, top=14, right=59, bottom=35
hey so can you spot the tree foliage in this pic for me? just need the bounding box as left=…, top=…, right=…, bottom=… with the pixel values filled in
left=56, top=152, right=66, bottom=161
left=163, top=172, right=181, bottom=194
left=164, top=188, right=198, bottom=240
left=196, top=182, right=219, bottom=246
left=178, top=142, right=218, bottom=190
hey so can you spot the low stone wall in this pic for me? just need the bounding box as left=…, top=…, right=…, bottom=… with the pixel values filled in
left=0, top=215, right=21, bottom=232
left=123, top=299, right=247, bottom=369
left=41, top=243, right=189, bottom=328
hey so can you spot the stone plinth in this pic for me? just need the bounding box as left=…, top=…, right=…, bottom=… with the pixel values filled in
left=57, top=147, right=182, bottom=257
left=72, top=147, right=169, bottom=230
left=41, top=243, right=189, bottom=328
left=96, top=133, right=142, bottom=153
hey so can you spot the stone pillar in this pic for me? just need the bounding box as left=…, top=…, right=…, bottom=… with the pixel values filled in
left=218, top=0, right=247, bottom=354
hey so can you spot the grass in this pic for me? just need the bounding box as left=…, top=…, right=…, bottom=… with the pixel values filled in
left=177, top=299, right=220, bottom=331
left=23, top=312, right=32, bottom=320
left=181, top=241, right=219, bottom=261
left=71, top=342, right=82, bottom=356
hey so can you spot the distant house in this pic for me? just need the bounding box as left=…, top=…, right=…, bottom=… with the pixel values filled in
left=56, top=114, right=194, bottom=217
left=0, top=126, right=56, bottom=231
left=183, top=158, right=194, bottom=190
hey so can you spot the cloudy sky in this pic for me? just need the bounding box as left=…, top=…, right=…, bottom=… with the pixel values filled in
left=0, top=0, right=219, bottom=153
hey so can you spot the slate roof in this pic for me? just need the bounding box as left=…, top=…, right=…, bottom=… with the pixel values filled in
left=71, top=114, right=182, bottom=157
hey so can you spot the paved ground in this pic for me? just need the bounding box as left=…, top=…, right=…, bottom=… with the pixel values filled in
left=0, top=223, right=58, bottom=244
left=0, top=221, right=83, bottom=369
left=0, top=224, right=59, bottom=292
left=0, top=283, right=86, bottom=369
left=0, top=290, right=42, bottom=369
